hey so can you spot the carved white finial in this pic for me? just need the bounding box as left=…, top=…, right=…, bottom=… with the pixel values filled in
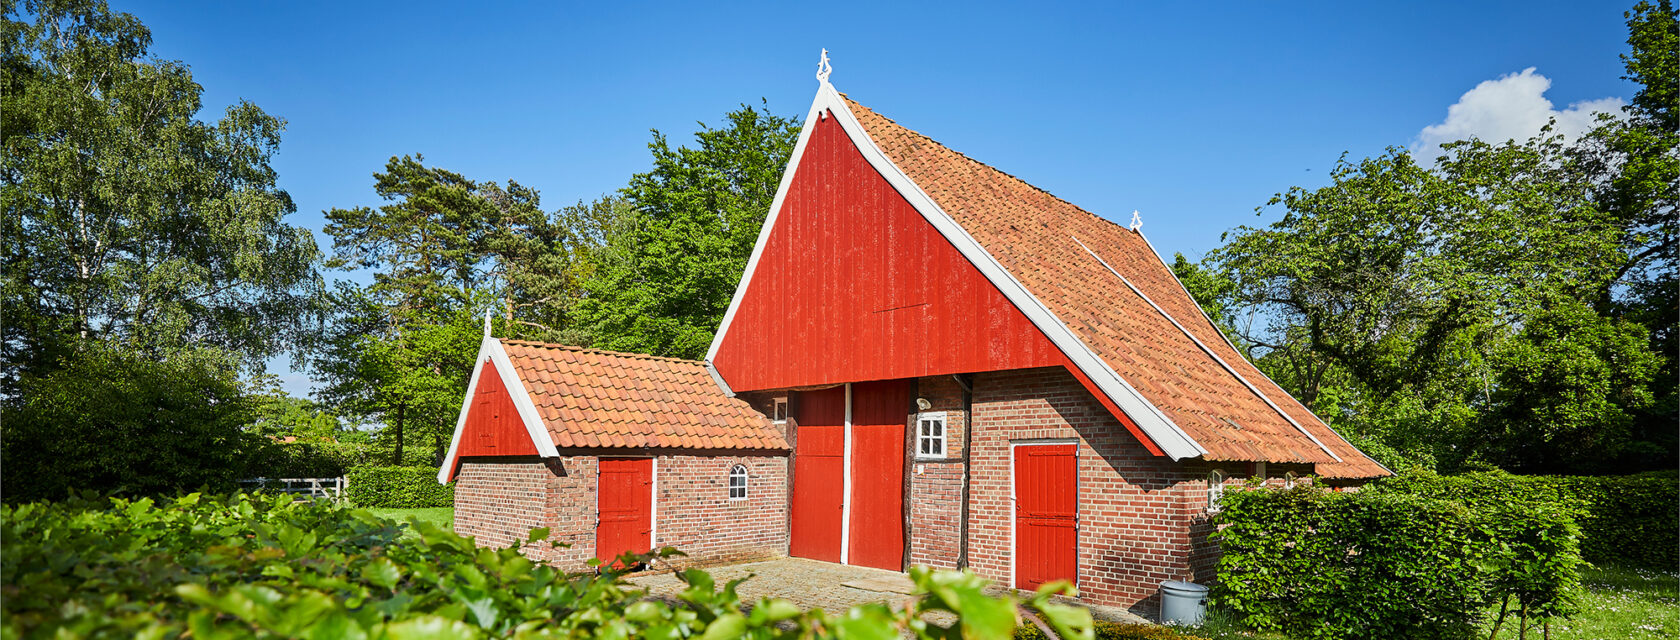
left=1129, top=210, right=1143, bottom=232
left=483, top=308, right=493, bottom=338
left=815, top=48, right=832, bottom=83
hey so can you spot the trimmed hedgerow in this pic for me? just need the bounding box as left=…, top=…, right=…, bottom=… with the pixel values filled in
left=1373, top=470, right=1678, bottom=569
left=1211, top=483, right=1585, bottom=640
left=345, top=466, right=454, bottom=508
left=1211, top=486, right=1490, bottom=640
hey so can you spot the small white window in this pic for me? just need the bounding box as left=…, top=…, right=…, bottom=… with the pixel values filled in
left=1207, top=469, right=1226, bottom=513
left=916, top=412, right=947, bottom=459
left=728, top=464, right=748, bottom=499
left=772, top=398, right=788, bottom=423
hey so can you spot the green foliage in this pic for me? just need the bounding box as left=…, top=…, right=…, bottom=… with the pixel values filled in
left=1, top=493, right=1094, bottom=639
left=1484, top=298, right=1661, bottom=471
left=346, top=466, right=455, bottom=508
left=1015, top=621, right=1210, bottom=640
left=1, top=0, right=321, bottom=387
left=0, top=347, right=266, bottom=502
left=1211, top=485, right=1493, bottom=640
left=572, top=102, right=800, bottom=359
left=1374, top=470, right=1680, bottom=570
left=311, top=154, right=595, bottom=465
left=249, top=441, right=376, bottom=479
left=1176, top=3, right=1679, bottom=475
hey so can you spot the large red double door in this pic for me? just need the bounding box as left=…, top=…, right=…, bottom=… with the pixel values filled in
left=788, top=381, right=907, bottom=571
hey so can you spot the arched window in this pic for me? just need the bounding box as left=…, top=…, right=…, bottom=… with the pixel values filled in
left=728, top=464, right=748, bottom=499
left=1207, top=469, right=1226, bottom=513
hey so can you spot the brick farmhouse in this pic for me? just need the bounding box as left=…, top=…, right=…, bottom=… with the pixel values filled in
left=439, top=72, right=1390, bottom=611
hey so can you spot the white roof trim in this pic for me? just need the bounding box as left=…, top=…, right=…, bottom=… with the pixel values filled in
left=707, top=80, right=1204, bottom=460
left=437, top=336, right=560, bottom=484
left=1074, top=235, right=1340, bottom=462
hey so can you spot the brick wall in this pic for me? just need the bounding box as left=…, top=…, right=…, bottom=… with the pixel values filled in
left=454, top=451, right=790, bottom=571
left=908, top=375, right=968, bottom=568
left=966, top=367, right=1226, bottom=612
left=454, top=457, right=596, bottom=566
left=655, top=453, right=788, bottom=567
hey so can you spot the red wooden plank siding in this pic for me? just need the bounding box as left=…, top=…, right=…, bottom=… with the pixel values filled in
left=447, top=362, right=540, bottom=480
left=847, top=380, right=909, bottom=571
left=1014, top=444, right=1077, bottom=590
left=596, top=457, right=653, bottom=565
left=712, top=114, right=1063, bottom=392
left=790, top=386, right=846, bottom=562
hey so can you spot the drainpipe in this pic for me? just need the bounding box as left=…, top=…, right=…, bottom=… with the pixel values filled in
left=953, top=373, right=975, bottom=569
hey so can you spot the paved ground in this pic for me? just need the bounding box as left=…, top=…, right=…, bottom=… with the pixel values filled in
left=627, top=557, right=1148, bottom=626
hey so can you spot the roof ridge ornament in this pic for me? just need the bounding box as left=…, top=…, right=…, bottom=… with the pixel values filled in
left=484, top=308, right=493, bottom=338
left=815, top=48, right=832, bottom=84
left=1129, top=210, right=1143, bottom=232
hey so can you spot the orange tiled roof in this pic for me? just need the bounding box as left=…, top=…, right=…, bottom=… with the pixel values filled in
left=843, top=96, right=1388, bottom=479
left=499, top=340, right=787, bottom=451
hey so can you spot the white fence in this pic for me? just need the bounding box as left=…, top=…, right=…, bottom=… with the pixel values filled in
left=240, top=477, right=346, bottom=502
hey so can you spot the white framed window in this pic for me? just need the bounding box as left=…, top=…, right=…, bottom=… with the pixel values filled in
left=916, top=412, right=948, bottom=459
left=772, top=398, right=788, bottom=423
left=1207, top=469, right=1226, bottom=513
left=728, top=464, right=748, bottom=499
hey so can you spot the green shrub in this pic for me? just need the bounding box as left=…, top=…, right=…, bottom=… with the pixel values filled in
left=0, top=348, right=266, bottom=502
left=346, top=466, right=454, bottom=508
left=1211, top=485, right=1492, bottom=640
left=1, top=493, right=1095, bottom=638
left=1374, top=470, right=1678, bottom=569
left=248, top=441, right=376, bottom=478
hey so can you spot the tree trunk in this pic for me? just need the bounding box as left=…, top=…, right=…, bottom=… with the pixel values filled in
left=392, top=402, right=406, bottom=465
left=1488, top=595, right=1512, bottom=640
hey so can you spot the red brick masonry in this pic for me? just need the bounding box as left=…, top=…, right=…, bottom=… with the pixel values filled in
left=454, top=452, right=787, bottom=570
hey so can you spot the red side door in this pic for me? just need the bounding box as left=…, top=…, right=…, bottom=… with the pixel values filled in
left=848, top=380, right=908, bottom=571
left=1014, top=444, right=1077, bottom=590
left=596, top=457, right=653, bottom=565
left=790, top=387, right=846, bottom=562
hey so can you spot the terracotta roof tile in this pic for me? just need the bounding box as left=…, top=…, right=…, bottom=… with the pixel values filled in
left=843, top=96, right=1387, bottom=479
left=498, top=340, right=787, bottom=451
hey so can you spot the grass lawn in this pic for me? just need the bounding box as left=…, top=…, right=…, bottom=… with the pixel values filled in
left=364, top=507, right=453, bottom=532
left=1182, top=565, right=1679, bottom=640
left=1540, top=564, right=1678, bottom=640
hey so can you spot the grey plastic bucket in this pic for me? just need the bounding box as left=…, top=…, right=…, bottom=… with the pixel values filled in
left=1159, top=580, right=1208, bottom=625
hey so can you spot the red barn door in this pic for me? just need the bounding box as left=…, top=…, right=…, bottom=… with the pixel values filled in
left=597, top=457, right=653, bottom=565
left=848, top=380, right=908, bottom=571
left=1014, top=444, right=1077, bottom=590
left=790, top=387, right=846, bottom=562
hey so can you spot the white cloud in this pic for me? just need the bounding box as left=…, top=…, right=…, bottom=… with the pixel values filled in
left=1413, top=67, right=1623, bottom=161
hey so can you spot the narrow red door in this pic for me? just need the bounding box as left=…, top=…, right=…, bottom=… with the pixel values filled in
left=790, top=387, right=846, bottom=562
left=1014, top=444, right=1077, bottom=590
left=848, top=380, right=908, bottom=571
left=597, top=457, right=653, bottom=565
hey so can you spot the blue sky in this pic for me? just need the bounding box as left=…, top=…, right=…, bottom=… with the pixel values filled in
left=120, top=0, right=1639, bottom=396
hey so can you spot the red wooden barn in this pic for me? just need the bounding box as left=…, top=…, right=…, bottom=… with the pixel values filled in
left=440, top=64, right=1390, bottom=612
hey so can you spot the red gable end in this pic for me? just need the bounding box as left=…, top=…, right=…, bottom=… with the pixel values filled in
left=711, top=114, right=1064, bottom=391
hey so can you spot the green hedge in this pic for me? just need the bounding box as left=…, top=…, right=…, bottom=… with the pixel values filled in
left=1212, top=487, right=1497, bottom=640
left=346, top=466, right=454, bottom=508
left=1373, top=470, right=1679, bottom=569
left=2, top=493, right=1094, bottom=638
